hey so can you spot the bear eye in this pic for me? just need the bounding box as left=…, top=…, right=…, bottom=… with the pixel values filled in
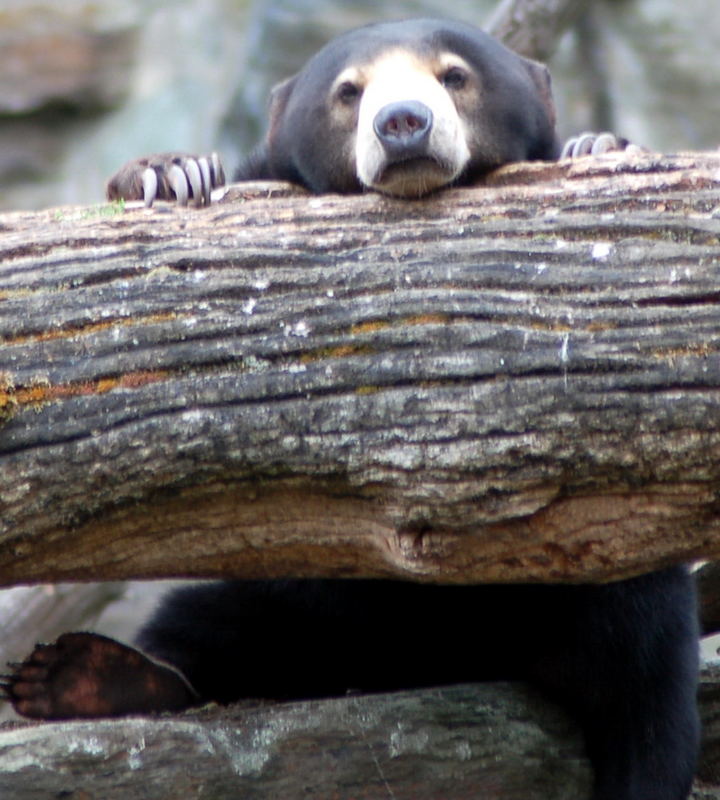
left=440, top=66, right=468, bottom=90
left=337, top=81, right=362, bottom=104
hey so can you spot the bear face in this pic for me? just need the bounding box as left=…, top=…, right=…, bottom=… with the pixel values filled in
left=254, top=18, right=560, bottom=197
left=106, top=17, right=629, bottom=207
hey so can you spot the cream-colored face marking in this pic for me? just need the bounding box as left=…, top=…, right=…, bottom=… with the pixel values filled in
left=350, top=51, right=472, bottom=197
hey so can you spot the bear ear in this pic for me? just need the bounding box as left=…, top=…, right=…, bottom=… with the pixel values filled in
left=521, top=57, right=557, bottom=132
left=267, top=75, right=298, bottom=139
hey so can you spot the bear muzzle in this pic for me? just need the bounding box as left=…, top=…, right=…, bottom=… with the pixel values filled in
left=362, top=100, right=461, bottom=197
left=373, top=101, right=433, bottom=159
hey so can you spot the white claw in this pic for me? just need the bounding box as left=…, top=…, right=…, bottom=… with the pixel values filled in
left=183, top=158, right=204, bottom=207
left=210, top=152, right=226, bottom=186
left=590, top=132, right=618, bottom=155
left=142, top=167, right=158, bottom=208
left=625, top=143, right=645, bottom=156
left=197, top=157, right=212, bottom=205
left=168, top=164, right=189, bottom=206
left=572, top=133, right=596, bottom=157
left=560, top=137, right=578, bottom=160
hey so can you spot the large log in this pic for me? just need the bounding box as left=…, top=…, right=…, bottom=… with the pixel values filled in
left=2, top=152, right=720, bottom=587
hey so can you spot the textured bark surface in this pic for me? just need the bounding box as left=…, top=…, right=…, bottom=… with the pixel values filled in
left=2, top=666, right=720, bottom=799
left=2, top=151, right=720, bottom=587
left=0, top=682, right=594, bottom=800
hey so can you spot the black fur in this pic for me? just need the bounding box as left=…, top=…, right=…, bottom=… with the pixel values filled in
left=235, top=18, right=559, bottom=193
left=137, top=568, right=699, bottom=800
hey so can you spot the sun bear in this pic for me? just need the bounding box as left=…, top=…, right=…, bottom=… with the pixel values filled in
left=105, top=17, right=626, bottom=205
left=2, top=18, right=698, bottom=800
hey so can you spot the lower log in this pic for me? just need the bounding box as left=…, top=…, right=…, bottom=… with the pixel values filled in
left=3, top=665, right=720, bottom=799
left=0, top=682, right=591, bottom=800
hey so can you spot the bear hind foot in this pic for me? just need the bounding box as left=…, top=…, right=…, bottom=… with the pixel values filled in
left=0, top=631, right=198, bottom=719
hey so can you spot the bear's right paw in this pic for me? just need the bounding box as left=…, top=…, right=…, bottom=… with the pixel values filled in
left=0, top=631, right=198, bottom=719
left=106, top=152, right=226, bottom=208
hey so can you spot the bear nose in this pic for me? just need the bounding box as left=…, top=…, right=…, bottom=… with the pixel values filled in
left=373, top=101, right=433, bottom=158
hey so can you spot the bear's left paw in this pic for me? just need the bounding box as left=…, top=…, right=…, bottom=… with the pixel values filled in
left=106, top=152, right=226, bottom=208
left=560, top=132, right=644, bottom=159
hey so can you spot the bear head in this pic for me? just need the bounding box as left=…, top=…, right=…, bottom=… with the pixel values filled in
left=257, top=18, right=559, bottom=198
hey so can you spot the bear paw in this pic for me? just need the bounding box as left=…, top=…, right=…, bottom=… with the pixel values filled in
left=560, top=131, right=643, bottom=159
left=0, top=631, right=198, bottom=719
left=106, top=152, right=226, bottom=208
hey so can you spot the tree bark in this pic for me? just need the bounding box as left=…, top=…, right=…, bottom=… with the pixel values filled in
left=2, top=151, right=720, bottom=588
left=486, top=0, right=589, bottom=60
left=0, top=682, right=597, bottom=800
left=2, top=664, right=720, bottom=799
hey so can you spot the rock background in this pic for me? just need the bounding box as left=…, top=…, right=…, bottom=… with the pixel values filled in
left=0, top=0, right=718, bottom=211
